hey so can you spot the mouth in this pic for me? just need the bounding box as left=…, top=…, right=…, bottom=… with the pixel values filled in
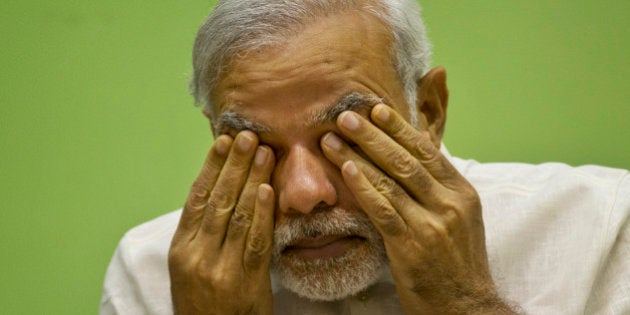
left=283, top=234, right=365, bottom=260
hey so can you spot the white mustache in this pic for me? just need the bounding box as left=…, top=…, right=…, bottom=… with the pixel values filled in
left=272, top=206, right=379, bottom=257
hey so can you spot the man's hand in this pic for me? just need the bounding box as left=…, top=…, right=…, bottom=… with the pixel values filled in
left=321, top=105, right=516, bottom=314
left=168, top=131, right=276, bottom=315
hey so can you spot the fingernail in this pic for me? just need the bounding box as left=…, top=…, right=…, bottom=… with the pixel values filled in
left=323, top=132, right=342, bottom=150
left=340, top=112, right=360, bottom=130
left=215, top=137, right=230, bottom=156
left=254, top=146, right=267, bottom=166
left=374, top=105, right=390, bottom=122
left=258, top=184, right=271, bottom=201
left=237, top=133, right=254, bottom=152
left=344, top=160, right=358, bottom=176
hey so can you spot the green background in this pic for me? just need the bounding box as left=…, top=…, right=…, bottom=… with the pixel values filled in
left=1, top=1, right=628, bottom=313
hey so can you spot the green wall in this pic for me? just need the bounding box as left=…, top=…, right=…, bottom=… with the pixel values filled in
left=1, top=1, right=627, bottom=313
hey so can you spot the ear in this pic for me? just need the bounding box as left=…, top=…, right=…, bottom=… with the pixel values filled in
left=415, top=66, right=449, bottom=148
left=202, top=108, right=217, bottom=135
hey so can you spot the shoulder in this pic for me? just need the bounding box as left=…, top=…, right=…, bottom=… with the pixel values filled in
left=453, top=157, right=629, bottom=194
left=452, top=157, right=630, bottom=313
left=120, top=209, right=182, bottom=246
left=114, top=209, right=182, bottom=268
left=454, top=157, right=629, bottom=220
left=101, top=209, right=182, bottom=315
left=454, top=157, right=630, bottom=234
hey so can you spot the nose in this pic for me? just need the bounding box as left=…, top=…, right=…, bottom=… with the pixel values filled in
left=276, top=146, right=337, bottom=214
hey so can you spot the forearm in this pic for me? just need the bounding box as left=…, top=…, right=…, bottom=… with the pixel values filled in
left=459, top=296, right=519, bottom=315
left=397, top=274, right=520, bottom=315
left=413, top=293, right=519, bottom=315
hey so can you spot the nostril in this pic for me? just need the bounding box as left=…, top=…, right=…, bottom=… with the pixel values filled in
left=279, top=175, right=337, bottom=214
left=311, top=202, right=334, bottom=214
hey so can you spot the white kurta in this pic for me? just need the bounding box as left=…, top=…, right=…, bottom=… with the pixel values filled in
left=100, top=153, right=630, bottom=314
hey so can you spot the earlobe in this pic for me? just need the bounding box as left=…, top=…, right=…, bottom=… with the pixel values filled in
left=415, top=66, right=449, bottom=147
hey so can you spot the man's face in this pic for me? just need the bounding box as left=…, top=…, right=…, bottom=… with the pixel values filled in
left=211, top=11, right=413, bottom=300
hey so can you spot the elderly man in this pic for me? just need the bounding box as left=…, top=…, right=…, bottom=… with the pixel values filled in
left=101, top=0, right=630, bottom=314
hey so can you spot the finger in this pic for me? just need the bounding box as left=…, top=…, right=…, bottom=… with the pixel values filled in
left=223, top=145, right=275, bottom=255
left=243, top=184, right=275, bottom=274
left=321, top=132, right=422, bottom=222
left=371, top=104, right=463, bottom=185
left=340, top=160, right=408, bottom=238
left=174, top=135, right=233, bottom=242
left=198, top=131, right=259, bottom=248
left=334, top=111, right=444, bottom=203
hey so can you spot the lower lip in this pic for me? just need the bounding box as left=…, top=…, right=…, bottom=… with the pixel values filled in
left=285, top=237, right=362, bottom=260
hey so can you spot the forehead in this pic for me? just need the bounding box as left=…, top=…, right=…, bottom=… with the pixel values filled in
left=210, top=10, right=408, bottom=130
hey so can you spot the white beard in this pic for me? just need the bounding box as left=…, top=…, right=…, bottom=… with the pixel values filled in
left=271, top=207, right=387, bottom=301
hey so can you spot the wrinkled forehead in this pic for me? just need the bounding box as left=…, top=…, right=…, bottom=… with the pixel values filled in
left=208, top=8, right=396, bottom=117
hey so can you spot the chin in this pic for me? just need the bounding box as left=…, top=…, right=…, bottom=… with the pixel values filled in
left=271, top=239, right=387, bottom=301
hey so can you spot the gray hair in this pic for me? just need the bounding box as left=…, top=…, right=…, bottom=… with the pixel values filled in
left=190, top=0, right=432, bottom=127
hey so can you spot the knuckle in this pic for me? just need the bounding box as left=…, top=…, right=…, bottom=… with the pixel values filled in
left=371, top=201, right=404, bottom=236
left=201, top=159, right=222, bottom=175
left=442, top=206, right=464, bottom=230
left=381, top=220, right=405, bottom=236
left=414, top=176, right=433, bottom=195
left=247, top=232, right=271, bottom=256
left=226, top=223, right=246, bottom=239
left=201, top=207, right=230, bottom=234
left=422, top=219, right=449, bottom=245
left=226, top=210, right=253, bottom=238
left=188, top=183, right=210, bottom=204
left=231, top=206, right=254, bottom=227
left=372, top=174, right=396, bottom=195
left=464, top=187, right=482, bottom=207
left=445, top=186, right=481, bottom=216
left=168, top=246, right=185, bottom=267
left=388, top=151, right=417, bottom=179
left=194, top=259, right=226, bottom=283
left=184, top=198, right=206, bottom=213
left=244, top=234, right=270, bottom=270
left=370, top=199, right=391, bottom=219
left=408, top=267, right=430, bottom=294
left=208, top=189, right=234, bottom=212
left=199, top=267, right=222, bottom=285
left=168, top=246, right=204, bottom=278
left=189, top=180, right=209, bottom=196
left=373, top=175, right=407, bottom=200
left=415, top=133, right=439, bottom=162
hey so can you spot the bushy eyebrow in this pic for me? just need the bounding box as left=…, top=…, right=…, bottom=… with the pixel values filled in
left=215, top=111, right=271, bottom=135
left=306, top=92, right=385, bottom=127
left=215, top=92, right=385, bottom=135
